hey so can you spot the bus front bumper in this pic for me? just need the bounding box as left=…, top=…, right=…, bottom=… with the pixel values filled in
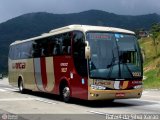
left=88, top=88, right=143, bottom=100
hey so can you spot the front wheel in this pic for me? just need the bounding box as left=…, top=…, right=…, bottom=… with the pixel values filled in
left=62, top=86, right=71, bottom=102
left=18, top=80, right=26, bottom=94
left=107, top=99, right=114, bottom=102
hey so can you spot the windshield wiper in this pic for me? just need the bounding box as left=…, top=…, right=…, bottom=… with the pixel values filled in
left=107, top=50, right=116, bottom=68
left=115, top=40, right=121, bottom=79
left=107, top=49, right=115, bottom=78
left=106, top=48, right=120, bottom=79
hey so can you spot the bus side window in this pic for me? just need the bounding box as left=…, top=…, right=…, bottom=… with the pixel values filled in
left=51, top=37, right=58, bottom=55
left=11, top=46, right=16, bottom=60
left=15, top=45, right=20, bottom=59
left=55, top=41, right=61, bottom=55
left=54, top=36, right=63, bottom=55
left=48, top=32, right=72, bottom=56
left=47, top=39, right=54, bottom=56
left=62, top=32, right=72, bottom=55
left=20, top=42, right=33, bottom=59
left=32, top=42, right=42, bottom=58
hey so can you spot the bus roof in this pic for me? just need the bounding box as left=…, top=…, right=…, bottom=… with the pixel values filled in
left=10, top=24, right=135, bottom=46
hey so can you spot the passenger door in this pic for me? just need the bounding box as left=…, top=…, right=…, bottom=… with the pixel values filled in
left=72, top=31, right=88, bottom=99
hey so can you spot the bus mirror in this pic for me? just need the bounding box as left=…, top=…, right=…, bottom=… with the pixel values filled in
left=85, top=41, right=91, bottom=59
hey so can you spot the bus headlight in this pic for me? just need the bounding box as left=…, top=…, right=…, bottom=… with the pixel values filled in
left=91, top=85, right=106, bottom=90
left=134, top=85, right=142, bottom=89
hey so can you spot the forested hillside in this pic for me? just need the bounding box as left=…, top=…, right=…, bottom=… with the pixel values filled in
left=0, top=10, right=160, bottom=73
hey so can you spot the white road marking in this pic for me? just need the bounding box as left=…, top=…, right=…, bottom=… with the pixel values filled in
left=0, top=88, right=18, bottom=94
left=35, top=98, right=57, bottom=104
left=0, top=87, right=57, bottom=104
left=0, top=97, right=36, bottom=102
left=0, top=89, right=6, bottom=92
left=0, top=97, right=57, bottom=105
left=4, top=88, right=19, bottom=91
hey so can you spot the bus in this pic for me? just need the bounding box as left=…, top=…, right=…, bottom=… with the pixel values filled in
left=8, top=25, right=143, bottom=102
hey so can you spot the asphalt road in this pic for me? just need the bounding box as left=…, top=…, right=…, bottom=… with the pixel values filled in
left=0, top=78, right=160, bottom=120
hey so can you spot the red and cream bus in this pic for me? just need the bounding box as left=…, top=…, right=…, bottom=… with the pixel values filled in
left=8, top=25, right=143, bottom=102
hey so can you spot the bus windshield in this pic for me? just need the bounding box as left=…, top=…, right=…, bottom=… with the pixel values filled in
left=86, top=32, right=143, bottom=80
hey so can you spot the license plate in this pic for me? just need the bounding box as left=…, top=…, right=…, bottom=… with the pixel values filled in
left=116, top=93, right=125, bottom=97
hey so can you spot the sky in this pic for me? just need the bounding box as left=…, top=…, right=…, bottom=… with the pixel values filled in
left=0, top=0, right=160, bottom=23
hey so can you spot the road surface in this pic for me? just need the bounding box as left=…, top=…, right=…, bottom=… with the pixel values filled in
left=0, top=78, right=160, bottom=120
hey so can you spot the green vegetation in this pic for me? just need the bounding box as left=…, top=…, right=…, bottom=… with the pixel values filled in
left=139, top=23, right=160, bottom=89
left=144, top=70, right=160, bottom=89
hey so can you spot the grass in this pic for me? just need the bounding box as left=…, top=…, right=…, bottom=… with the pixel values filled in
left=139, top=36, right=160, bottom=89
left=143, top=70, right=160, bottom=89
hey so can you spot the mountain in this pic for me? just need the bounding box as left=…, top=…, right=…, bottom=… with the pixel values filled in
left=0, top=10, right=160, bottom=73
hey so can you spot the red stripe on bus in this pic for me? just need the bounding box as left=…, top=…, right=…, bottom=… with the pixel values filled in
left=127, top=81, right=133, bottom=89
left=40, top=57, right=47, bottom=89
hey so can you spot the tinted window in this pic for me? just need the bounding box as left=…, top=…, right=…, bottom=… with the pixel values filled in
left=9, top=45, right=20, bottom=60
left=32, top=37, right=59, bottom=57
left=61, top=33, right=72, bottom=55
left=20, top=42, right=33, bottom=59
left=9, top=41, right=33, bottom=60
left=32, top=32, right=72, bottom=58
left=52, top=33, right=72, bottom=56
left=9, top=32, right=72, bottom=59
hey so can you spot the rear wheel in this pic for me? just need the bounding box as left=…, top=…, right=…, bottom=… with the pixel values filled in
left=61, top=85, right=71, bottom=102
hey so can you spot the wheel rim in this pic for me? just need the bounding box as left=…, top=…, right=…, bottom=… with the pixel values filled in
left=62, top=87, right=70, bottom=99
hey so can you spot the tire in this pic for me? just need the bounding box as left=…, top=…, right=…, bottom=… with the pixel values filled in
left=18, top=80, right=26, bottom=94
left=61, top=85, right=71, bottom=102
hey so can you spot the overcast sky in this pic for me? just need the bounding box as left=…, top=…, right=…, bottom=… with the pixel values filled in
left=0, top=0, right=160, bottom=23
